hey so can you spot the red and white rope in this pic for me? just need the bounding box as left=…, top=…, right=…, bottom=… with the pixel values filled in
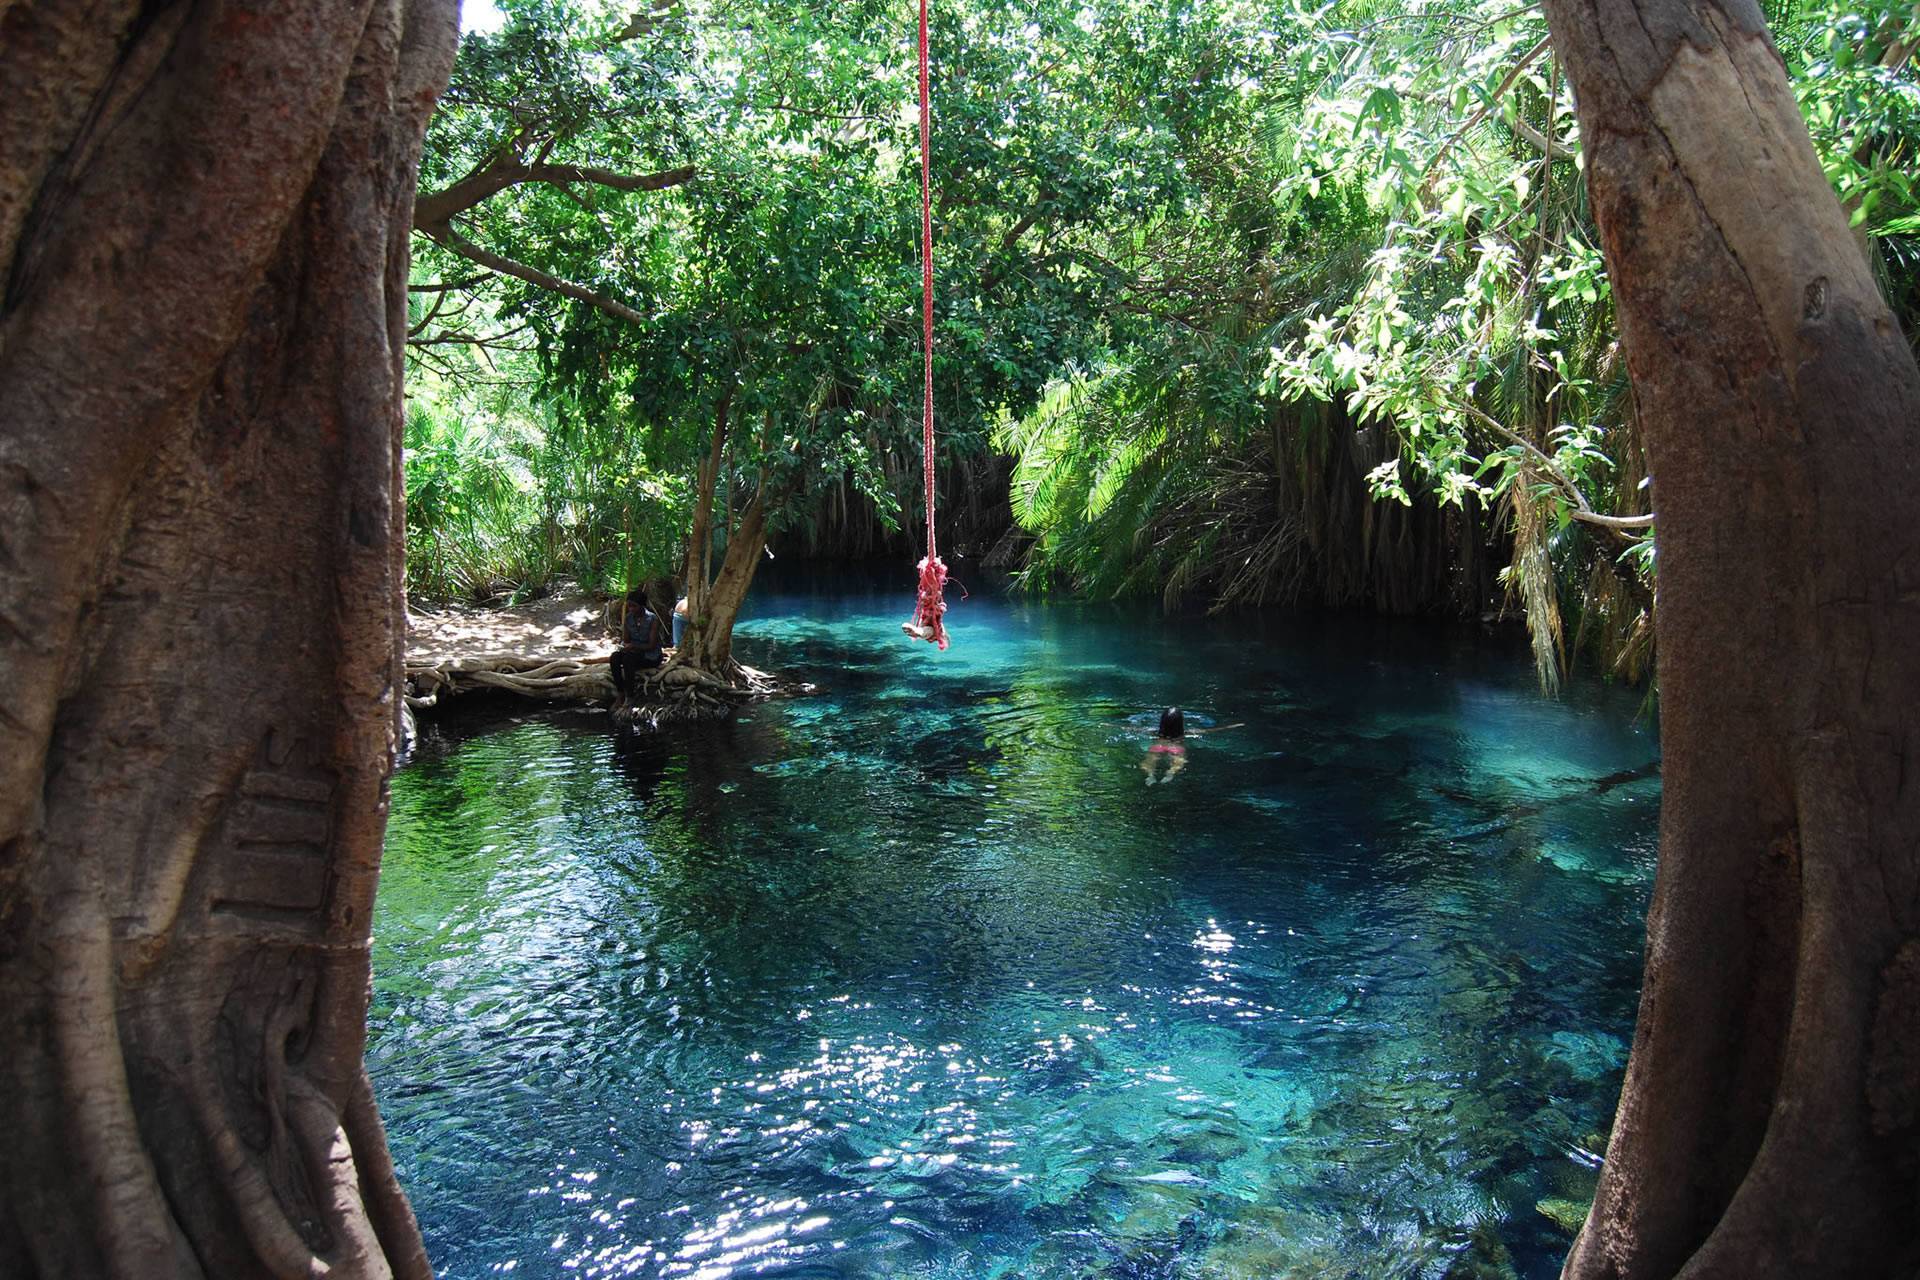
left=908, top=0, right=950, bottom=651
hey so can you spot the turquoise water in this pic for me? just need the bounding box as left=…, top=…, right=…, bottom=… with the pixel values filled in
left=370, top=571, right=1659, bottom=1279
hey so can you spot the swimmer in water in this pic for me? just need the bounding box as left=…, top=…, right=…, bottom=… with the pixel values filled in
left=1141, top=706, right=1187, bottom=786
left=1139, top=706, right=1243, bottom=785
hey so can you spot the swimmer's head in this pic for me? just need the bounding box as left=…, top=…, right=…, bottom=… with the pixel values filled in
left=1159, top=707, right=1185, bottom=739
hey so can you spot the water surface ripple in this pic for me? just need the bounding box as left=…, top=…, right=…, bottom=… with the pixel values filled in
left=372, top=574, right=1659, bottom=1279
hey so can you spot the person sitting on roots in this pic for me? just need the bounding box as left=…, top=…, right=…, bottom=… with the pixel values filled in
left=610, top=585, right=669, bottom=703
left=1139, top=706, right=1242, bottom=786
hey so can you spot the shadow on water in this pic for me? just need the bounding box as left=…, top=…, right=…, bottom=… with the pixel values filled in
left=371, top=569, right=1659, bottom=1280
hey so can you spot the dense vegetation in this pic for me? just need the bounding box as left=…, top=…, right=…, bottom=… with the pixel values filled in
left=406, top=0, right=1919, bottom=687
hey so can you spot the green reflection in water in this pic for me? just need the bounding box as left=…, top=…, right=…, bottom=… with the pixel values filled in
left=372, top=573, right=1657, bottom=1280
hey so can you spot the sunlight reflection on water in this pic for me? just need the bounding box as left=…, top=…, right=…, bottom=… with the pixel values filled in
left=371, top=571, right=1658, bottom=1279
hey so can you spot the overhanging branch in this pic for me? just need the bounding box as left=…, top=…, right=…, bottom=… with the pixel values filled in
left=1456, top=399, right=1655, bottom=535
left=1424, top=35, right=1553, bottom=178
left=1508, top=114, right=1558, bottom=157
left=408, top=273, right=490, bottom=293
left=614, top=0, right=682, bottom=41
left=980, top=198, right=1050, bottom=291
left=413, top=152, right=695, bottom=228
left=417, top=222, right=649, bottom=326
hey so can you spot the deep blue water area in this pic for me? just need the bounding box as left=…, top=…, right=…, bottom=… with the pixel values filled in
left=371, top=570, right=1660, bottom=1279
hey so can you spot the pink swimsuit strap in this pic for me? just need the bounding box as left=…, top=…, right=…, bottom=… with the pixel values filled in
left=1149, top=740, right=1186, bottom=755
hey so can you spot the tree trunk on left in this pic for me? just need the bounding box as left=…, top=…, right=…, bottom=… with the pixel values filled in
left=0, top=4, right=456, bottom=1277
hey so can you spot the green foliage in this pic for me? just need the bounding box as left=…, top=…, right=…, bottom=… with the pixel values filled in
left=410, top=0, right=1148, bottom=580
left=404, top=395, right=534, bottom=600
left=1005, top=0, right=1916, bottom=688
left=997, top=329, right=1275, bottom=608
left=1789, top=0, right=1920, bottom=234
left=404, top=364, right=690, bottom=601
left=1266, top=0, right=1645, bottom=587
left=405, top=0, right=1920, bottom=690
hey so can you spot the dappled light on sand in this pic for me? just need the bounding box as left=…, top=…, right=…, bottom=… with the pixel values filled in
left=407, top=592, right=609, bottom=666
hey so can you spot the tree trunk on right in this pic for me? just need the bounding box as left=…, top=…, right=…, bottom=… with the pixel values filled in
left=1540, top=0, right=1920, bottom=1276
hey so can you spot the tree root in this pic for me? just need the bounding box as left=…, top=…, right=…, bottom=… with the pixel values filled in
left=612, top=663, right=810, bottom=732
left=407, top=651, right=813, bottom=731
left=404, top=652, right=614, bottom=707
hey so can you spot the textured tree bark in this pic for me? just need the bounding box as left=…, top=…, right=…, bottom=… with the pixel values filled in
left=0, top=3, right=456, bottom=1276
left=676, top=485, right=769, bottom=677
left=1540, top=0, right=1920, bottom=1276
left=681, top=388, right=733, bottom=639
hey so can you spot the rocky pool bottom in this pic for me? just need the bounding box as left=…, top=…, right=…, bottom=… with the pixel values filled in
left=371, top=575, right=1659, bottom=1278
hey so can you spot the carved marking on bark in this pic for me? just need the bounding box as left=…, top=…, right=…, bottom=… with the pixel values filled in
left=0, top=839, right=22, bottom=960
left=207, top=754, right=339, bottom=931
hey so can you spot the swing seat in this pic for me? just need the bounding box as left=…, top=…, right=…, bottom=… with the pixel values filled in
left=904, top=553, right=949, bottom=650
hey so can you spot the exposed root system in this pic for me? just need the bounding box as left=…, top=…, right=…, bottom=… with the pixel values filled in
left=611, top=662, right=809, bottom=733
left=406, top=652, right=613, bottom=707
left=405, top=644, right=811, bottom=732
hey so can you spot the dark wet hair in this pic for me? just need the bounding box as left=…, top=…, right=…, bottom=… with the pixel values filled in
left=1159, top=707, right=1184, bottom=739
left=626, top=586, right=649, bottom=607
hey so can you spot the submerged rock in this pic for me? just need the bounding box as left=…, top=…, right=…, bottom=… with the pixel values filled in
left=1440, top=1223, right=1519, bottom=1280
left=1536, top=1196, right=1592, bottom=1236
left=1107, top=1185, right=1201, bottom=1246
left=1540, top=1029, right=1628, bottom=1083
left=1535, top=837, right=1641, bottom=884
left=1191, top=1205, right=1353, bottom=1278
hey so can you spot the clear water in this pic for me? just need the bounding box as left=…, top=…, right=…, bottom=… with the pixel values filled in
left=370, top=569, right=1660, bottom=1280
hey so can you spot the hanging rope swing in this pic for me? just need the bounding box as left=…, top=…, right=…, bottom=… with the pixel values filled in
left=902, top=0, right=951, bottom=651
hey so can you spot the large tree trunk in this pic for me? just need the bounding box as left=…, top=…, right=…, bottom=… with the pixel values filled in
left=1541, top=0, right=1920, bottom=1275
left=681, top=387, right=732, bottom=633
left=0, top=4, right=455, bottom=1277
left=675, top=483, right=768, bottom=676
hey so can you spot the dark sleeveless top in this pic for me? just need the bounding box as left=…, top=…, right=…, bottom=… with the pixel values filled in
left=624, top=606, right=664, bottom=659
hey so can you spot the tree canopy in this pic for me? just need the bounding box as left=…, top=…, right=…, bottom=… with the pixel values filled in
left=405, top=0, right=1920, bottom=686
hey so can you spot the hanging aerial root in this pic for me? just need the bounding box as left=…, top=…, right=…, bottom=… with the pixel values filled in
left=1507, top=470, right=1566, bottom=695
